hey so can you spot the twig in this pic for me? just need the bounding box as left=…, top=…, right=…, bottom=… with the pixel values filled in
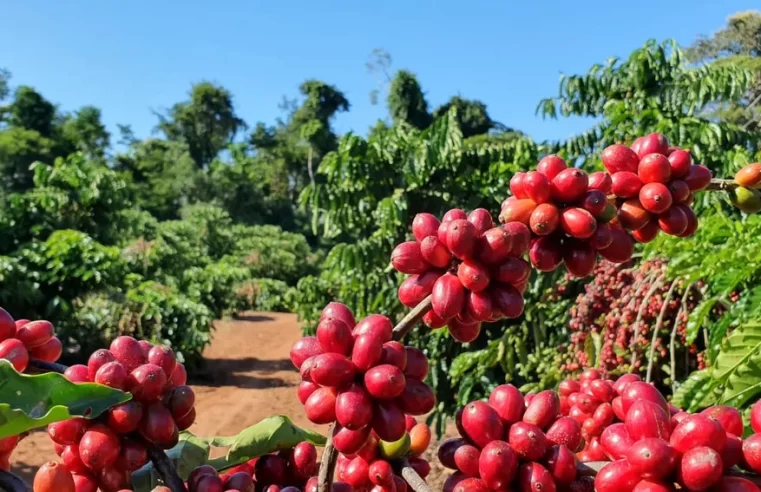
left=399, top=460, right=431, bottom=492
left=705, top=178, right=740, bottom=192
left=26, top=359, right=67, bottom=374
left=0, top=470, right=28, bottom=492
left=392, top=295, right=432, bottom=341
left=671, top=283, right=696, bottom=393
left=317, top=424, right=338, bottom=492
left=630, top=274, right=666, bottom=368
left=138, top=436, right=187, bottom=492
left=646, top=279, right=679, bottom=383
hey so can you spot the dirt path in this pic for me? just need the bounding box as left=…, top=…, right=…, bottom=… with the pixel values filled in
left=11, top=312, right=453, bottom=488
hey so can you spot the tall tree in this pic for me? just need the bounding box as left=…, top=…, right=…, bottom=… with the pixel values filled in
left=3, top=86, right=56, bottom=137
left=687, top=10, right=761, bottom=131
left=387, top=70, right=432, bottom=129
left=60, top=106, right=110, bottom=158
left=156, top=82, right=246, bottom=169
left=433, top=96, right=494, bottom=138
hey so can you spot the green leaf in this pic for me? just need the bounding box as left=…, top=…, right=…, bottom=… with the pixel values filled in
left=671, top=368, right=720, bottom=411
left=0, top=360, right=130, bottom=438
left=208, top=415, right=326, bottom=468
left=685, top=297, right=717, bottom=345
left=131, top=432, right=210, bottom=491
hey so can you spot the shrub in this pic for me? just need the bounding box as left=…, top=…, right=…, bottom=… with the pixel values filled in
left=231, top=278, right=291, bottom=313
left=182, top=262, right=251, bottom=318
left=71, top=281, right=213, bottom=368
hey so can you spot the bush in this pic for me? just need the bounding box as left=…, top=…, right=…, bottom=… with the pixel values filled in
left=0, top=255, right=41, bottom=315
left=71, top=281, right=213, bottom=369
left=231, top=278, right=291, bottom=313
left=182, top=262, right=251, bottom=318
left=225, top=224, right=317, bottom=285
left=13, top=230, right=125, bottom=319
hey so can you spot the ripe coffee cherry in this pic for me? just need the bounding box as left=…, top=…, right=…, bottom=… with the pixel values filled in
left=598, top=228, right=634, bottom=263
left=635, top=133, right=669, bottom=158
left=87, top=349, right=116, bottom=381
left=529, top=203, right=560, bottom=236
left=560, top=208, right=597, bottom=239
left=127, top=363, right=168, bottom=402
left=678, top=446, right=723, bottom=491
left=618, top=199, right=651, bottom=230
left=364, top=364, right=406, bottom=400
left=310, top=353, right=355, bottom=388
left=335, top=383, right=373, bottom=430
left=321, top=302, right=356, bottom=329
left=0, top=308, right=15, bottom=342
left=0, top=338, right=29, bottom=372
left=446, top=219, right=478, bottom=260
left=468, top=208, right=494, bottom=235
left=94, top=361, right=128, bottom=390
left=537, top=155, right=568, bottom=180
left=109, top=336, right=145, bottom=373
left=289, top=336, right=322, bottom=370
left=462, top=401, right=504, bottom=448
left=464, top=290, right=493, bottom=322
left=479, top=441, right=519, bottom=490
left=351, top=334, right=383, bottom=372
left=658, top=206, right=689, bottom=236
left=48, top=419, right=89, bottom=446
left=16, top=320, right=54, bottom=349
left=602, top=145, right=640, bottom=174
left=457, top=261, right=490, bottom=292
left=529, top=236, right=562, bottom=272
left=372, top=401, right=406, bottom=442
left=139, top=403, right=179, bottom=448
left=305, top=387, right=337, bottom=424
left=316, top=317, right=354, bottom=356
left=510, top=173, right=529, bottom=198
left=419, top=236, right=451, bottom=268
left=412, top=213, right=441, bottom=241
left=638, top=154, right=671, bottom=183
left=353, top=314, right=393, bottom=342
left=500, top=199, right=538, bottom=226
left=684, top=165, right=713, bottom=191
left=668, top=149, right=692, bottom=177
left=391, top=241, right=429, bottom=274
left=432, top=273, right=465, bottom=320
left=639, top=183, right=673, bottom=214
left=448, top=319, right=481, bottom=343
left=79, top=424, right=121, bottom=471
left=478, top=227, right=514, bottom=265
left=107, top=401, right=144, bottom=434
left=611, top=171, right=644, bottom=198
left=589, top=171, right=613, bottom=193
left=551, top=168, right=588, bottom=203
left=668, top=180, right=691, bottom=203
left=400, top=379, right=436, bottom=415
left=509, top=422, right=548, bottom=460
left=563, top=240, right=597, bottom=278
left=147, top=345, right=176, bottom=378
left=523, top=171, right=551, bottom=204
left=670, top=414, right=726, bottom=454
left=164, top=385, right=195, bottom=420
left=33, top=461, right=75, bottom=492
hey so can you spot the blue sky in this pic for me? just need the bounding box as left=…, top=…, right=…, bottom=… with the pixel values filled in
left=1, top=1, right=757, bottom=147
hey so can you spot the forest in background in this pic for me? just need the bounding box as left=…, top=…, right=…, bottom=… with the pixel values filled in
left=1, top=11, right=760, bottom=428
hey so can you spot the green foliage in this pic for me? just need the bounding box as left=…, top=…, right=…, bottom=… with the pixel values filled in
left=156, top=82, right=246, bottom=169
left=182, top=262, right=251, bottom=318
left=0, top=126, right=54, bottom=191
left=0, top=360, right=130, bottom=439
left=114, top=139, right=200, bottom=220
left=71, top=281, right=214, bottom=368
left=232, top=278, right=291, bottom=313
left=13, top=230, right=126, bottom=318
left=388, top=70, right=432, bottom=129
left=433, top=96, right=495, bottom=138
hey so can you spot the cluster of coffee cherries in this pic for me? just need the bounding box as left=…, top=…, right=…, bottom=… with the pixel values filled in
left=502, top=155, right=634, bottom=278
left=290, top=302, right=435, bottom=454
left=0, top=306, right=64, bottom=471
left=182, top=441, right=318, bottom=491
left=42, top=336, right=194, bottom=491
left=392, top=209, right=528, bottom=342
left=440, top=369, right=761, bottom=492
left=602, top=133, right=709, bottom=243
left=731, top=162, right=761, bottom=214
left=0, top=306, right=62, bottom=372
left=335, top=416, right=432, bottom=491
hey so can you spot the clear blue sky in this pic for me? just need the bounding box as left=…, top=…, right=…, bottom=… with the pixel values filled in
left=1, top=1, right=757, bottom=146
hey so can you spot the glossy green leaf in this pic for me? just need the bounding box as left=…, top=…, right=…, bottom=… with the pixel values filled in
left=671, top=368, right=719, bottom=411
left=0, top=360, right=130, bottom=438
left=685, top=297, right=717, bottom=345
left=206, top=415, right=326, bottom=468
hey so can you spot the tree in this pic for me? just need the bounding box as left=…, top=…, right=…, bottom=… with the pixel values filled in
left=156, top=82, right=246, bottom=169
left=60, top=106, right=110, bottom=158
left=687, top=10, right=761, bottom=131
left=113, top=138, right=199, bottom=220
left=0, top=127, right=54, bottom=191
left=3, top=86, right=56, bottom=137
left=387, top=70, right=432, bottom=129
left=433, top=96, right=495, bottom=138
